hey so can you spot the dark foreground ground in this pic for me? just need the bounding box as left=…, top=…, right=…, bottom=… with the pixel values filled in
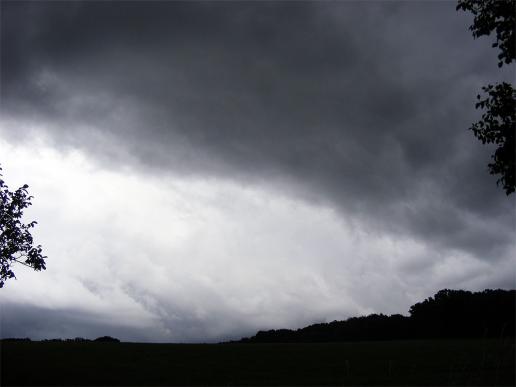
left=1, top=338, right=514, bottom=386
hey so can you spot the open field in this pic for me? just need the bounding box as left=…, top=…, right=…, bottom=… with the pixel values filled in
left=1, top=338, right=514, bottom=385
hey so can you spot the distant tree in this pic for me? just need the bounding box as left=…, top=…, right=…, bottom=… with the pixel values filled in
left=0, top=164, right=46, bottom=288
left=457, top=0, right=516, bottom=195
left=0, top=338, right=32, bottom=342
left=409, top=289, right=515, bottom=338
left=94, top=336, right=120, bottom=343
left=239, top=289, right=515, bottom=343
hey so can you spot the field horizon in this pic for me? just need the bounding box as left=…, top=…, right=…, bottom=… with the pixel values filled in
left=2, top=338, right=514, bottom=386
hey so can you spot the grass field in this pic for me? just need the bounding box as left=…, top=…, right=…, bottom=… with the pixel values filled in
left=1, top=338, right=514, bottom=385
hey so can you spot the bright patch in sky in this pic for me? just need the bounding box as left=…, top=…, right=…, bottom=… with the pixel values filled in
left=1, top=134, right=512, bottom=342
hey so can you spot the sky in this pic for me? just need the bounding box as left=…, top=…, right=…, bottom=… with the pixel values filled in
left=0, top=1, right=514, bottom=343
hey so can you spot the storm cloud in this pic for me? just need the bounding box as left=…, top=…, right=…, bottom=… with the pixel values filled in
left=1, top=1, right=514, bottom=342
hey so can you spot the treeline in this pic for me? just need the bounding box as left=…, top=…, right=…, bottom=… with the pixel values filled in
left=1, top=336, right=120, bottom=343
left=237, top=289, right=515, bottom=343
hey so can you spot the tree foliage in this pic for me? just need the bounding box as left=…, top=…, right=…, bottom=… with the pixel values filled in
left=0, top=165, right=46, bottom=288
left=471, top=83, right=516, bottom=194
left=456, top=0, right=515, bottom=67
left=457, top=0, right=516, bottom=195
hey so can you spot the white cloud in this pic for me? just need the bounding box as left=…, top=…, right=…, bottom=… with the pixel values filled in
left=0, top=134, right=514, bottom=342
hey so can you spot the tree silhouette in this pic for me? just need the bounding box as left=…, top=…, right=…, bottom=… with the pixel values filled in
left=238, top=289, right=515, bottom=343
left=457, top=0, right=515, bottom=67
left=0, top=165, right=46, bottom=288
left=457, top=0, right=515, bottom=195
left=471, top=83, right=515, bottom=194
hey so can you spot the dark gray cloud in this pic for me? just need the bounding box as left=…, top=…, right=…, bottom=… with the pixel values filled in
left=0, top=302, right=151, bottom=342
left=1, top=1, right=514, bottom=341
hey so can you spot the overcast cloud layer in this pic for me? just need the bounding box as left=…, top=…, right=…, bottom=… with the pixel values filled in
left=0, top=1, right=514, bottom=342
